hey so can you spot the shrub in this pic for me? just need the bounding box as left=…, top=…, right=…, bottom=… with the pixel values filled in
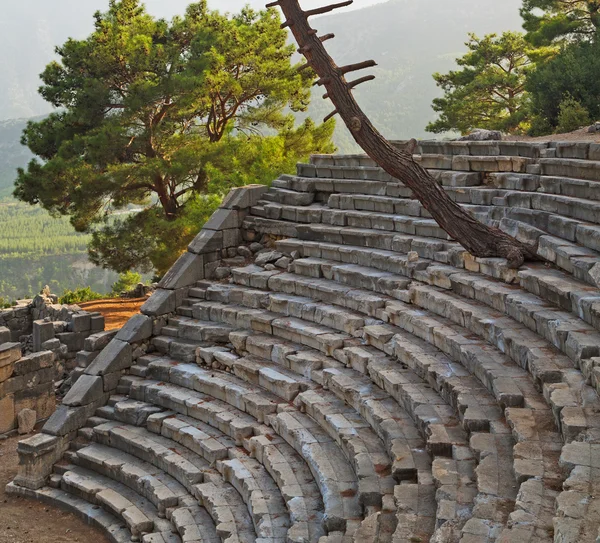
left=59, top=287, right=105, bottom=305
left=556, top=94, right=591, bottom=134
left=111, top=271, right=143, bottom=296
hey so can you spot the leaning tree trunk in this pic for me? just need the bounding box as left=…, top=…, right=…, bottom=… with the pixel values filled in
left=269, top=0, right=538, bottom=268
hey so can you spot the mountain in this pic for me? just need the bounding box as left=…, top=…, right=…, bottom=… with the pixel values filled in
left=305, top=0, right=523, bottom=149
left=0, top=118, right=34, bottom=199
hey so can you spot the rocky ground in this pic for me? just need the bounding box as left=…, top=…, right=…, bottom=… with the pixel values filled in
left=0, top=431, right=108, bottom=543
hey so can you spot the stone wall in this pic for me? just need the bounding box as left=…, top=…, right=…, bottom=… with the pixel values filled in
left=0, top=292, right=107, bottom=435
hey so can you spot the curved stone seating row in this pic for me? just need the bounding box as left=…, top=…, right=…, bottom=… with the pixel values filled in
left=131, top=363, right=362, bottom=537
left=179, top=278, right=560, bottom=541
left=217, top=264, right=568, bottom=540
left=177, top=283, right=486, bottom=540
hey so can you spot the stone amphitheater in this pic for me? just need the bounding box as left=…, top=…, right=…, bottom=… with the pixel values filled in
left=7, top=139, right=600, bottom=543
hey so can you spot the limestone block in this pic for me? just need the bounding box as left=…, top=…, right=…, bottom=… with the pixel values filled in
left=188, top=229, right=223, bottom=255
left=204, top=208, right=243, bottom=231
left=13, top=351, right=54, bottom=376
left=84, top=330, right=117, bottom=352
left=0, top=326, right=10, bottom=344
left=56, top=332, right=85, bottom=352
left=0, top=342, right=21, bottom=368
left=590, top=144, right=600, bottom=161
left=43, top=399, right=106, bottom=436
left=158, top=252, right=204, bottom=290
left=141, top=289, right=176, bottom=317
left=115, top=314, right=153, bottom=343
left=17, top=408, right=37, bottom=435
left=15, top=383, right=56, bottom=420
left=13, top=432, right=61, bottom=489
left=62, top=374, right=104, bottom=407
left=90, top=315, right=105, bottom=332
left=32, top=321, right=54, bottom=352
left=221, top=184, right=268, bottom=210
left=555, top=142, right=590, bottom=160
left=84, top=339, right=133, bottom=376
left=71, top=313, right=91, bottom=333
left=0, top=394, right=15, bottom=433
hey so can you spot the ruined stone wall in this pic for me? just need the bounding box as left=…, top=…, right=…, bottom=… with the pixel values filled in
left=0, top=293, right=106, bottom=435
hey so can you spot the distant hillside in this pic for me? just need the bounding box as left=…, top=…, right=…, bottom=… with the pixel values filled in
left=0, top=118, right=34, bottom=199
left=305, top=0, right=523, bottom=150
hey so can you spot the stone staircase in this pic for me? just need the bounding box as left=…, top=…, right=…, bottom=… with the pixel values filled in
left=8, top=140, right=600, bottom=543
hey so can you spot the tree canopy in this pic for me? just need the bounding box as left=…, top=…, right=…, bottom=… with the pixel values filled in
left=527, top=34, right=600, bottom=132
left=14, top=0, right=334, bottom=274
left=521, top=0, right=600, bottom=44
left=426, top=32, right=544, bottom=135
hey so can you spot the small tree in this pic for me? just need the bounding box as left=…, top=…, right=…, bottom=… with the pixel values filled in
left=111, top=271, right=143, bottom=295
left=556, top=94, right=591, bottom=133
left=427, top=32, right=543, bottom=135
left=521, top=0, right=600, bottom=45
left=14, top=0, right=334, bottom=273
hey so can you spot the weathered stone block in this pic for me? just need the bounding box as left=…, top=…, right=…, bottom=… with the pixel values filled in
left=158, top=252, right=204, bottom=290
left=83, top=330, right=117, bottom=352
left=90, top=315, right=105, bottom=332
left=56, top=332, right=85, bottom=352
left=13, top=432, right=61, bottom=489
left=140, top=289, right=176, bottom=317
left=71, top=313, right=91, bottom=333
left=221, top=184, right=268, bottom=210
left=0, top=342, right=21, bottom=368
left=0, top=393, right=15, bottom=433
left=0, top=326, right=10, bottom=344
left=115, top=313, right=153, bottom=343
left=13, top=351, right=54, bottom=376
left=85, top=339, right=133, bottom=376
left=62, top=374, right=104, bottom=407
left=17, top=408, right=37, bottom=435
left=187, top=229, right=223, bottom=254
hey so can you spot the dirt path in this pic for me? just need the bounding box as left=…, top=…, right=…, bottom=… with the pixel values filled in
left=78, top=298, right=146, bottom=330
left=0, top=431, right=108, bottom=543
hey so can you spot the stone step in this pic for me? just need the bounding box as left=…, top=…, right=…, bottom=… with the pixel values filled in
left=148, top=410, right=325, bottom=543
left=5, top=482, right=133, bottom=543
left=91, top=417, right=217, bottom=488
left=225, top=328, right=432, bottom=485
left=58, top=465, right=173, bottom=541
left=261, top=187, right=315, bottom=207
left=540, top=157, right=600, bottom=182
left=464, top=433, right=519, bottom=540
left=489, top=172, right=600, bottom=202
left=74, top=443, right=188, bottom=517
left=408, top=284, right=600, bottom=433
left=217, top=455, right=291, bottom=542
left=127, top=372, right=361, bottom=534
left=293, top=388, right=396, bottom=508
left=430, top=449, right=478, bottom=541
left=192, top=481, right=257, bottom=543
left=274, top=173, right=412, bottom=196
left=95, top=413, right=288, bottom=542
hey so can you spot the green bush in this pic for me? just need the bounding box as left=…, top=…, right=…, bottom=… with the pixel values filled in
left=0, top=297, right=13, bottom=309
left=556, top=94, right=591, bottom=134
left=111, top=271, right=143, bottom=296
left=59, top=287, right=105, bottom=305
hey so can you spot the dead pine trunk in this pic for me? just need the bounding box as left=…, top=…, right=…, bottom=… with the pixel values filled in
left=269, top=0, right=539, bottom=268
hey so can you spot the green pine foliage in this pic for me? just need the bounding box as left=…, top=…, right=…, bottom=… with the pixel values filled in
left=521, top=0, right=600, bottom=45
left=426, top=32, right=552, bottom=135
left=59, top=287, right=105, bottom=305
left=14, top=0, right=334, bottom=275
left=111, top=271, right=143, bottom=295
